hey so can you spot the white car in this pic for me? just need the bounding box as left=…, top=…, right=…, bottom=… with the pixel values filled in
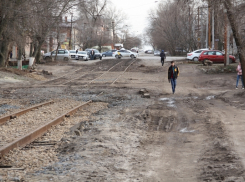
left=43, top=49, right=70, bottom=61
left=112, top=49, right=138, bottom=58
left=187, top=49, right=209, bottom=61
left=75, top=51, right=89, bottom=61
left=69, top=50, right=77, bottom=59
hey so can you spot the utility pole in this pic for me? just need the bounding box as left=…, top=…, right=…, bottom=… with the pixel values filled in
left=206, top=7, right=208, bottom=48
left=226, top=22, right=230, bottom=66
left=208, top=0, right=211, bottom=49
left=69, top=13, right=73, bottom=50
left=224, top=12, right=227, bottom=67
left=212, top=8, right=215, bottom=50
left=112, top=21, right=115, bottom=49
left=198, top=7, right=200, bottom=49
left=201, top=8, right=204, bottom=48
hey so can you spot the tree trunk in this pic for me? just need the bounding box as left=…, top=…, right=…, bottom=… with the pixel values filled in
left=55, top=42, right=60, bottom=61
left=32, top=40, right=44, bottom=63
left=30, top=42, right=33, bottom=57
left=17, top=46, right=23, bottom=60
left=0, top=40, right=9, bottom=67
left=32, top=42, right=38, bottom=57
left=35, top=45, right=42, bottom=64
left=223, top=0, right=245, bottom=84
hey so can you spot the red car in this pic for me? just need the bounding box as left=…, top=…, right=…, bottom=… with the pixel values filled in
left=199, top=50, right=236, bottom=64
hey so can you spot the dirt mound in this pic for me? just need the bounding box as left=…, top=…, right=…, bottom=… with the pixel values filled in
left=0, top=68, right=47, bottom=81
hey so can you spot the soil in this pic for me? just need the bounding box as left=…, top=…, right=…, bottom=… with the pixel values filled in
left=0, top=57, right=245, bottom=181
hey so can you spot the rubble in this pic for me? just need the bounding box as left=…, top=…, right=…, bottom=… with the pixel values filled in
left=203, top=60, right=213, bottom=66
left=42, top=70, right=53, bottom=75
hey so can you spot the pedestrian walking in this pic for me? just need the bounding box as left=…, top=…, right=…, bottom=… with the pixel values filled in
left=236, top=62, right=244, bottom=89
left=76, top=49, right=78, bottom=54
left=91, top=49, right=95, bottom=60
left=160, top=50, right=166, bottom=66
left=168, top=61, right=179, bottom=94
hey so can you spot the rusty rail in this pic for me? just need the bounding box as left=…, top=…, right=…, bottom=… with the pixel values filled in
left=0, top=101, right=54, bottom=125
left=0, top=100, right=92, bottom=160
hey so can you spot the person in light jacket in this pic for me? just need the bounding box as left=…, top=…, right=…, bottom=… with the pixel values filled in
left=236, top=62, right=244, bottom=89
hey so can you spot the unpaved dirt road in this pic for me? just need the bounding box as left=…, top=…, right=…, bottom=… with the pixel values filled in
left=0, top=57, right=245, bottom=181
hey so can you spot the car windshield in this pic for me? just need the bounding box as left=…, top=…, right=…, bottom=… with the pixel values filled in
left=78, top=51, right=87, bottom=54
left=70, top=51, right=76, bottom=53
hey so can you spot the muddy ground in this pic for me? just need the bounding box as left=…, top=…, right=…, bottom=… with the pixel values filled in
left=0, top=58, right=245, bottom=182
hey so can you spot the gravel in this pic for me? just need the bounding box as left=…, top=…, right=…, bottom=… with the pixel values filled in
left=0, top=99, right=82, bottom=146
left=0, top=102, right=108, bottom=181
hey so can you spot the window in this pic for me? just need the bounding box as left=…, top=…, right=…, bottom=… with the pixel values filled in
left=52, top=51, right=57, bottom=55
left=216, top=52, right=223, bottom=56
left=65, top=50, right=69, bottom=54
left=95, top=50, right=99, bottom=53
left=69, top=51, right=76, bottom=53
left=203, top=52, right=208, bottom=55
left=194, top=50, right=202, bottom=53
left=208, top=51, right=215, bottom=55
left=58, top=50, right=65, bottom=54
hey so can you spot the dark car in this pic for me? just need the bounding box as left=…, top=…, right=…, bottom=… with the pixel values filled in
left=145, top=50, right=153, bottom=54
left=199, top=50, right=236, bottom=64
left=85, top=49, right=102, bottom=60
left=102, top=50, right=117, bottom=57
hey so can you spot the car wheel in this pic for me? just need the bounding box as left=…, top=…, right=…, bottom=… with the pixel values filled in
left=45, top=57, right=51, bottom=62
left=193, top=57, right=199, bottom=62
left=115, top=55, right=119, bottom=59
left=229, top=58, right=233, bottom=64
left=103, top=55, right=106, bottom=57
left=130, top=55, right=134, bottom=59
left=64, top=57, right=68, bottom=61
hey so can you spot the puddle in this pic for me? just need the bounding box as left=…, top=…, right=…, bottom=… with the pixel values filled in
left=205, top=95, right=215, bottom=100
left=0, top=104, right=19, bottom=115
left=160, top=98, right=176, bottom=108
left=180, top=127, right=195, bottom=133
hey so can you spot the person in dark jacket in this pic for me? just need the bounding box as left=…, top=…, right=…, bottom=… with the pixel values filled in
left=168, top=61, right=179, bottom=94
left=91, top=49, right=95, bottom=60
left=160, top=50, right=166, bottom=66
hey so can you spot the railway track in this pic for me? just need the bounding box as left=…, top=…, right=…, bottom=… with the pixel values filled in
left=0, top=58, right=137, bottom=163
left=64, top=59, right=136, bottom=87
left=0, top=99, right=91, bottom=160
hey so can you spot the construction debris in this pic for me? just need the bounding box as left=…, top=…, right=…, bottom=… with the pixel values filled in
left=42, top=70, right=53, bottom=75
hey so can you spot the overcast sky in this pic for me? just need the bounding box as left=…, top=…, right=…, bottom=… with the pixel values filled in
left=110, top=0, right=160, bottom=36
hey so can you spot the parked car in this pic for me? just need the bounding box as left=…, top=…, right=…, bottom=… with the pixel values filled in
left=145, top=50, right=153, bottom=54
left=75, top=51, right=89, bottom=61
left=85, top=49, right=102, bottom=60
left=43, top=49, right=70, bottom=61
left=102, top=50, right=117, bottom=57
left=187, top=49, right=209, bottom=61
left=198, top=50, right=236, bottom=64
left=112, top=50, right=138, bottom=59
left=154, top=50, right=160, bottom=56
left=69, top=50, right=77, bottom=59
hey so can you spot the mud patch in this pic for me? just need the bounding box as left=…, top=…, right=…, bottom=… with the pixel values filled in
left=199, top=121, right=245, bottom=181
